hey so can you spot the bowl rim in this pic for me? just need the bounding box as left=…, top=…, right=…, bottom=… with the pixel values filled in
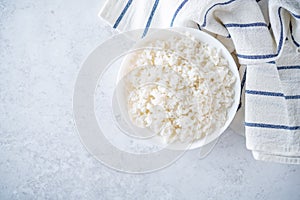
left=117, top=27, right=241, bottom=150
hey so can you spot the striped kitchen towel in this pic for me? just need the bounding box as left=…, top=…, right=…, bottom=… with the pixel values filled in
left=99, top=0, right=300, bottom=164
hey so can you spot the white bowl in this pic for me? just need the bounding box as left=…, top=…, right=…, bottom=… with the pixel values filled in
left=116, top=27, right=241, bottom=150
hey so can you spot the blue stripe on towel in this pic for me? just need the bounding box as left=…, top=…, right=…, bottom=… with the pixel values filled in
left=224, top=22, right=268, bottom=28
left=236, top=53, right=278, bottom=59
left=246, top=90, right=283, bottom=97
left=113, top=0, right=133, bottom=28
left=236, top=7, right=284, bottom=59
left=201, top=0, right=236, bottom=27
left=246, top=90, right=300, bottom=99
left=285, top=95, right=300, bottom=99
left=170, top=0, right=189, bottom=27
left=245, top=122, right=300, bottom=130
left=277, top=65, right=300, bottom=70
left=290, top=22, right=300, bottom=47
left=277, top=6, right=284, bottom=54
left=292, top=12, right=300, bottom=19
left=142, top=0, right=160, bottom=37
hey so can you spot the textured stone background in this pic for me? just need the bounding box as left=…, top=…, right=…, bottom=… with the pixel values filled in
left=0, top=0, right=300, bottom=199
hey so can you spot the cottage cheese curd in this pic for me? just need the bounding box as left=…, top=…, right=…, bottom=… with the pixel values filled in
left=123, top=33, right=236, bottom=144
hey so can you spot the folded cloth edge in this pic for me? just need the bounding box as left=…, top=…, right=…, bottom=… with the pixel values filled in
left=252, top=151, right=300, bottom=164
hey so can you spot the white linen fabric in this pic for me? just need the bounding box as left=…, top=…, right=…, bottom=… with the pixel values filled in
left=99, top=0, right=300, bottom=164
